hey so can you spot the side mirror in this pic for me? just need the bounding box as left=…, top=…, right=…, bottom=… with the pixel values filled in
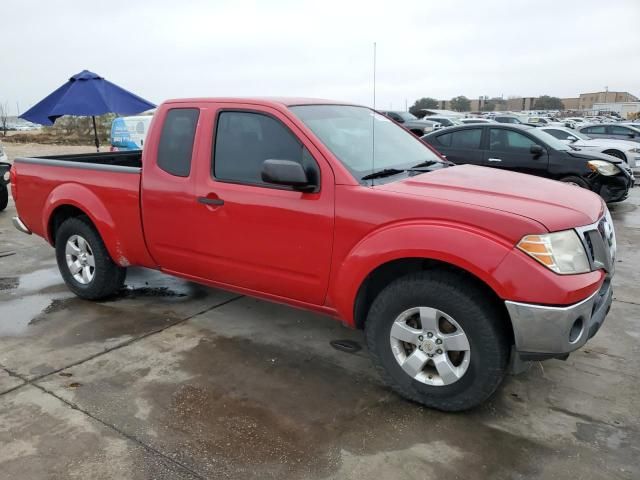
left=530, top=145, right=544, bottom=157
left=261, top=159, right=314, bottom=191
left=628, top=133, right=636, bottom=138
left=566, top=136, right=577, bottom=142
left=395, top=117, right=405, bottom=123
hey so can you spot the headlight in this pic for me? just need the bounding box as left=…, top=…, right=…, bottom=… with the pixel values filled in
left=423, top=126, right=431, bottom=133
left=517, top=230, right=590, bottom=274
left=628, top=147, right=640, bottom=153
left=587, top=160, right=620, bottom=176
left=2, top=171, right=9, bottom=182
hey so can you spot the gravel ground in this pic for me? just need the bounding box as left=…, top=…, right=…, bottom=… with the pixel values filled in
left=1, top=143, right=101, bottom=163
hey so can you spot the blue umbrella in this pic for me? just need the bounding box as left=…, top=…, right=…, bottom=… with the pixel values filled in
left=20, top=70, right=156, bottom=151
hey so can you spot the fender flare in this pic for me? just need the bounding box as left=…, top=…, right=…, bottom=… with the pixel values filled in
left=43, top=183, right=121, bottom=263
left=330, top=221, right=515, bottom=326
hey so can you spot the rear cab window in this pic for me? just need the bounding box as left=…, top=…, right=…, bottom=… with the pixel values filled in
left=157, top=108, right=200, bottom=177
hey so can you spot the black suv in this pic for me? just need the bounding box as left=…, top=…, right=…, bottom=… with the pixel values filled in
left=422, top=124, right=633, bottom=202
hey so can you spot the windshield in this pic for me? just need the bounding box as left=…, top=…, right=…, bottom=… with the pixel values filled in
left=569, top=130, right=591, bottom=140
left=290, top=105, right=443, bottom=179
left=527, top=128, right=574, bottom=151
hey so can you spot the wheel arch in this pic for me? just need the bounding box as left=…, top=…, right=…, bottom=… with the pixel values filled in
left=43, top=184, right=121, bottom=263
left=330, top=222, right=516, bottom=333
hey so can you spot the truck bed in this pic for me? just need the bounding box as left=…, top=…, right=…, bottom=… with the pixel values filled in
left=23, top=150, right=142, bottom=169
left=12, top=149, right=153, bottom=267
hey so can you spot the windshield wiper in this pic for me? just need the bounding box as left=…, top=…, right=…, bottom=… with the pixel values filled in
left=409, top=160, right=440, bottom=169
left=409, top=159, right=453, bottom=169
left=361, top=168, right=405, bottom=180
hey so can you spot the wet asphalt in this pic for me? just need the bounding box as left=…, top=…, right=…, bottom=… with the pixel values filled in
left=0, top=190, right=639, bottom=480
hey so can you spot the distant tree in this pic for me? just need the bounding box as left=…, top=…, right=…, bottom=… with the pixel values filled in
left=0, top=102, right=8, bottom=137
left=481, top=97, right=506, bottom=112
left=534, top=95, right=565, bottom=110
left=450, top=96, right=471, bottom=112
left=409, top=97, right=439, bottom=118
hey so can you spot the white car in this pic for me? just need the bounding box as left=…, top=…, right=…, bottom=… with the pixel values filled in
left=565, top=117, right=588, bottom=128
left=540, top=126, right=640, bottom=169
left=0, top=142, right=7, bottom=164
left=459, top=118, right=494, bottom=124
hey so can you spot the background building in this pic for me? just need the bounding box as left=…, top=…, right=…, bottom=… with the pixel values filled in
left=561, top=97, right=580, bottom=110
left=591, top=102, right=640, bottom=118
left=578, top=91, right=638, bottom=110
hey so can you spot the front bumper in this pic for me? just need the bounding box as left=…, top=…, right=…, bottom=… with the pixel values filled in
left=599, top=172, right=633, bottom=203
left=505, top=279, right=612, bottom=360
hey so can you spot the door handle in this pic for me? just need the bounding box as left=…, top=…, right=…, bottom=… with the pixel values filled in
left=487, top=158, right=502, bottom=162
left=197, top=196, right=224, bottom=206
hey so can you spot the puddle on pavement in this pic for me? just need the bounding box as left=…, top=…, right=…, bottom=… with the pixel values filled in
left=100, top=336, right=550, bottom=479
left=0, top=266, right=205, bottom=337
left=105, top=268, right=209, bottom=302
left=0, top=267, right=72, bottom=336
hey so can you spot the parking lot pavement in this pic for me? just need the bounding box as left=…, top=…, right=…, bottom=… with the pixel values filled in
left=1, top=191, right=639, bottom=480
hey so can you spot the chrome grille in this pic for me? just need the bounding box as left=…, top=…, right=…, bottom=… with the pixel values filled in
left=576, top=208, right=616, bottom=274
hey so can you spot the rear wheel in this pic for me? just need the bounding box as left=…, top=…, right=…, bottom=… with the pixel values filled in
left=0, top=184, right=8, bottom=211
left=603, top=149, right=626, bottom=161
left=55, top=216, right=126, bottom=300
left=365, top=271, right=510, bottom=411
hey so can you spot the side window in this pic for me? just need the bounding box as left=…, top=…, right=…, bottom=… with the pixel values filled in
left=489, top=129, right=537, bottom=152
left=214, top=111, right=318, bottom=187
left=610, top=125, right=633, bottom=135
left=584, top=125, right=606, bottom=134
left=157, top=108, right=199, bottom=177
left=435, top=132, right=452, bottom=147
left=450, top=129, right=482, bottom=148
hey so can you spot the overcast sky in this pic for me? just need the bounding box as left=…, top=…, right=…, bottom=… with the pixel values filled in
left=2, top=0, right=639, bottom=115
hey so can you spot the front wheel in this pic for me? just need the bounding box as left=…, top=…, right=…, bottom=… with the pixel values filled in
left=560, top=176, right=589, bottom=189
left=365, top=271, right=510, bottom=411
left=55, top=216, right=126, bottom=300
left=603, top=150, right=626, bottom=162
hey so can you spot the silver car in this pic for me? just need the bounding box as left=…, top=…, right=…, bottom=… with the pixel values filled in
left=578, top=124, right=640, bottom=143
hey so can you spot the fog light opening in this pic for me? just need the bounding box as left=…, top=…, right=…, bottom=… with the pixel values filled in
left=569, top=318, right=584, bottom=344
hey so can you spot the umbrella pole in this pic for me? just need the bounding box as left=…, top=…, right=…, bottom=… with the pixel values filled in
left=92, top=116, right=99, bottom=152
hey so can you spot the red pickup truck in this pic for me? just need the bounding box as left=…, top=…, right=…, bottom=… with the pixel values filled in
left=11, top=98, right=615, bottom=411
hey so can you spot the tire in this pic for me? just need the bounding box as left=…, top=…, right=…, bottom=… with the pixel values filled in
left=560, top=175, right=589, bottom=189
left=365, top=271, right=510, bottom=412
left=603, top=150, right=626, bottom=162
left=55, top=216, right=126, bottom=300
left=0, top=184, right=7, bottom=212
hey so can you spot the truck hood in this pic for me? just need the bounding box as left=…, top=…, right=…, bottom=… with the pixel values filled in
left=377, top=165, right=603, bottom=232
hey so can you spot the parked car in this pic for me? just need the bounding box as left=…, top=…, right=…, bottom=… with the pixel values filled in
left=540, top=126, right=640, bottom=167
left=422, top=123, right=633, bottom=202
left=459, top=118, right=494, bottom=124
left=422, top=116, right=462, bottom=128
left=11, top=97, right=617, bottom=411
left=0, top=143, right=9, bottom=211
left=493, top=115, right=524, bottom=124
left=565, top=117, right=588, bottom=127
left=578, top=124, right=640, bottom=144
left=380, top=111, right=442, bottom=135
left=110, top=115, right=153, bottom=151
left=527, top=117, right=556, bottom=127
